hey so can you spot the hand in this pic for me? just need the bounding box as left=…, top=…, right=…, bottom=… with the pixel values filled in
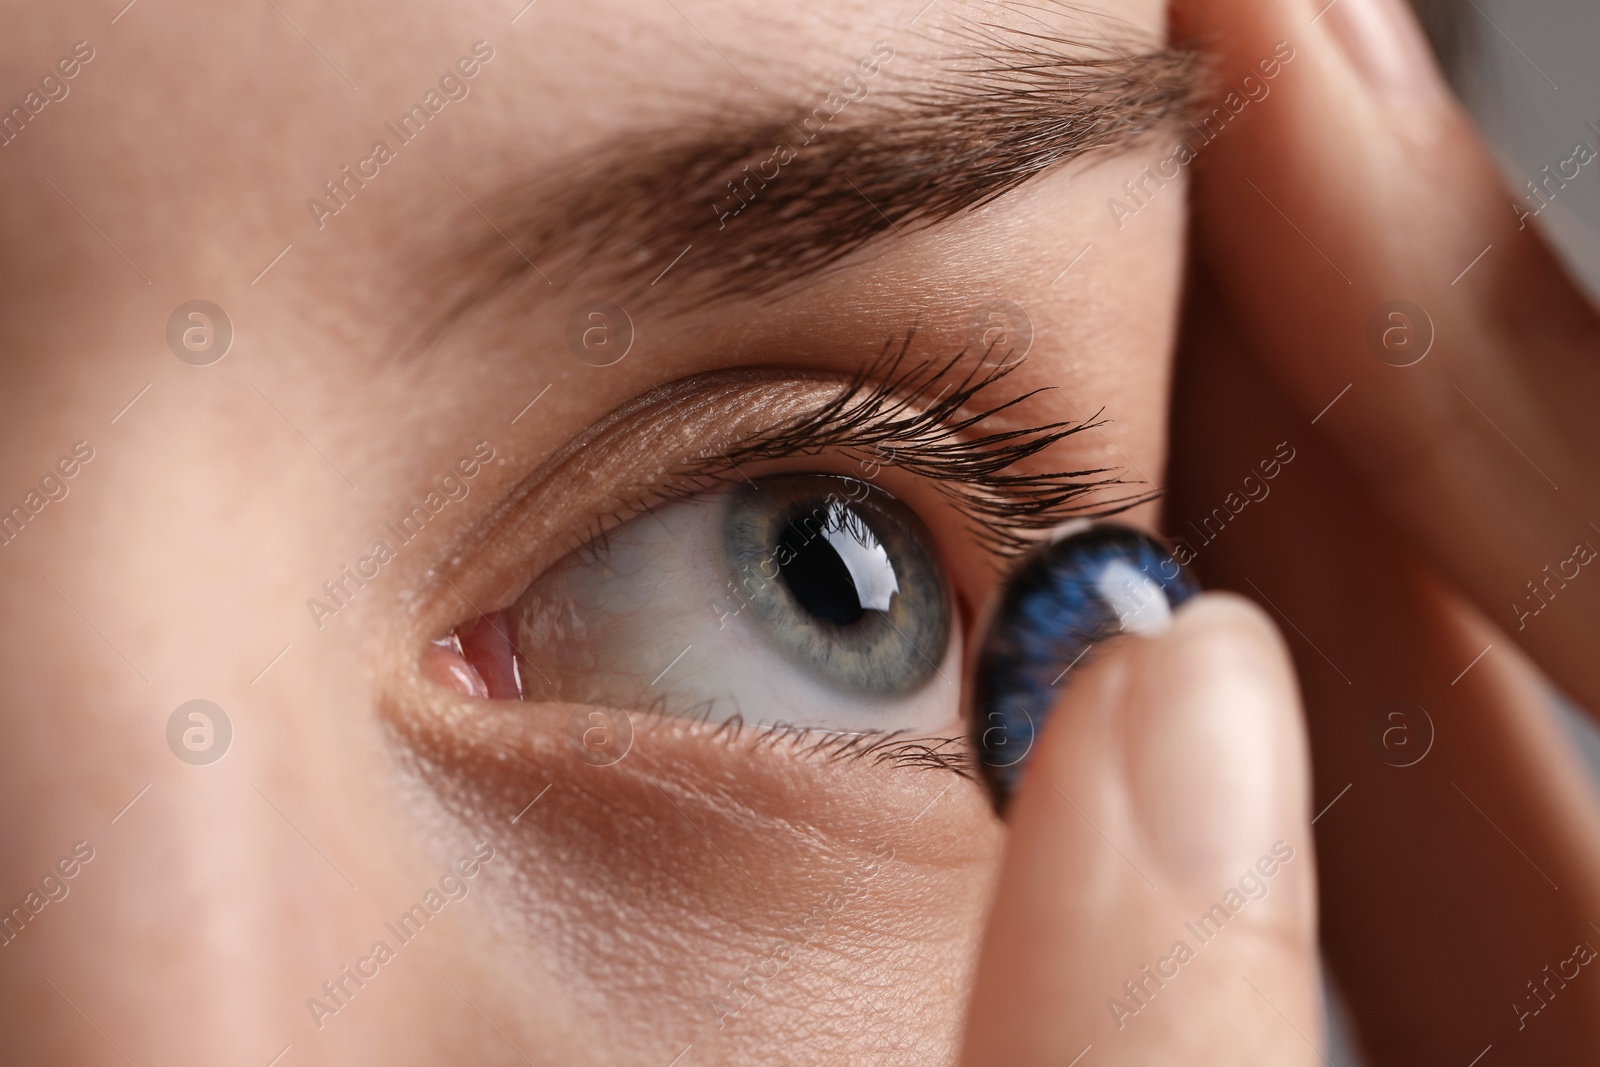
left=961, top=595, right=1322, bottom=1065
left=1168, top=0, right=1600, bottom=1060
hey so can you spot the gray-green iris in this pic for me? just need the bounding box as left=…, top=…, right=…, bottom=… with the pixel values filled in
left=723, top=474, right=949, bottom=696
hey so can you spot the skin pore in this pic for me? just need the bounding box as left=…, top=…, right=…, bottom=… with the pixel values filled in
left=0, top=0, right=1192, bottom=1064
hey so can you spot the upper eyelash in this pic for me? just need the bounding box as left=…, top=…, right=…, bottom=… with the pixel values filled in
left=669, top=330, right=1154, bottom=555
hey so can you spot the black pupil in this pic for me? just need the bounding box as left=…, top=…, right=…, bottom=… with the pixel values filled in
left=778, top=516, right=866, bottom=626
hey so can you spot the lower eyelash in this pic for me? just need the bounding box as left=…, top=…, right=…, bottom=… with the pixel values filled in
left=681, top=330, right=1156, bottom=555
left=713, top=715, right=975, bottom=778
left=819, top=733, right=974, bottom=777
left=598, top=695, right=975, bottom=778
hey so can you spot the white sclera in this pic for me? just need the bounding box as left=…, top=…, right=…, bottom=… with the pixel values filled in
left=510, top=492, right=960, bottom=733
left=1096, top=559, right=1173, bottom=636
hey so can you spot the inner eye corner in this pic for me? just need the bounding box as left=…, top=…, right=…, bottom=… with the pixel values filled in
left=420, top=607, right=525, bottom=703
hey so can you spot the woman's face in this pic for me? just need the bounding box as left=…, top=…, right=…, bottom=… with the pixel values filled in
left=0, top=0, right=1188, bottom=1062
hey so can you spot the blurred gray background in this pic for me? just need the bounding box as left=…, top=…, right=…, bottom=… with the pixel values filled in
left=1412, top=0, right=1600, bottom=295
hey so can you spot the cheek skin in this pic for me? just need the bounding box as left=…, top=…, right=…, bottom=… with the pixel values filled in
left=386, top=683, right=1003, bottom=1065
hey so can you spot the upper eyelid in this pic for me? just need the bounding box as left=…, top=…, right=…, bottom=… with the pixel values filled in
left=416, top=368, right=862, bottom=623
left=418, top=335, right=1135, bottom=633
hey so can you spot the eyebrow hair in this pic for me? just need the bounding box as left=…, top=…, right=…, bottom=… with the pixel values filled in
left=429, top=19, right=1196, bottom=333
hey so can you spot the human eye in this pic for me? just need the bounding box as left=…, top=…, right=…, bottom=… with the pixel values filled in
left=418, top=345, right=1142, bottom=752
left=499, top=472, right=956, bottom=733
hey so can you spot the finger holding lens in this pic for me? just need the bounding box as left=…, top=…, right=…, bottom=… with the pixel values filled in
left=969, top=523, right=1199, bottom=813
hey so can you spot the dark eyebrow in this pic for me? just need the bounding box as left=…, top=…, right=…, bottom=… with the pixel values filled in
left=428, top=21, right=1196, bottom=333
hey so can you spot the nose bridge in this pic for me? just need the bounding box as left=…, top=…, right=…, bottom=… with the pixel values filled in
left=100, top=756, right=357, bottom=1063
left=11, top=681, right=407, bottom=1066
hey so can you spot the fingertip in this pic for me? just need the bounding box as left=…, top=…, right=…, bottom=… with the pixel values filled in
left=1124, top=591, right=1312, bottom=897
left=961, top=591, right=1320, bottom=1064
left=1168, top=591, right=1299, bottom=690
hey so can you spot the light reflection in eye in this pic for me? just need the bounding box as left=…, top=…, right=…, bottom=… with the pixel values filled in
left=499, top=473, right=959, bottom=733
left=792, top=503, right=900, bottom=615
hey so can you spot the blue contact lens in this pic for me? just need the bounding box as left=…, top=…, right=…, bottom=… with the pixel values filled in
left=970, top=522, right=1198, bottom=815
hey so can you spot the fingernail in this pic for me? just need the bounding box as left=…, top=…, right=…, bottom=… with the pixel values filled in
left=968, top=521, right=1198, bottom=815
left=1320, top=0, right=1443, bottom=102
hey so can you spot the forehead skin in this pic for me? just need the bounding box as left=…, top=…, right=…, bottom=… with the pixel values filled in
left=0, top=1, right=1179, bottom=1065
